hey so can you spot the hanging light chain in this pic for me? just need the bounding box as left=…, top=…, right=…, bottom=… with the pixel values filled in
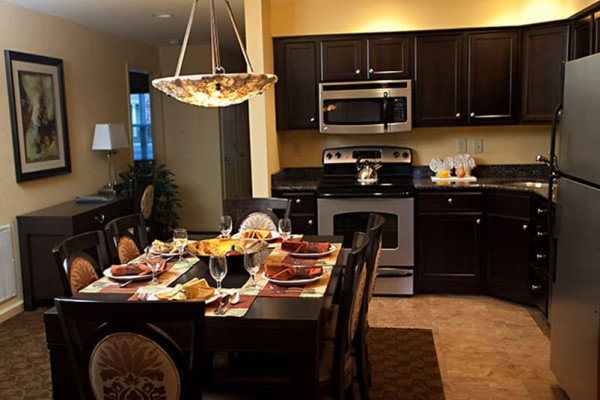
left=223, top=0, right=254, bottom=73
left=175, top=0, right=199, bottom=77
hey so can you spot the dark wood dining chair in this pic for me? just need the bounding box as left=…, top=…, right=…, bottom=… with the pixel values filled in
left=54, top=298, right=205, bottom=400
left=355, top=213, right=385, bottom=398
left=52, top=230, right=110, bottom=296
left=104, top=213, right=148, bottom=264
left=223, top=198, right=292, bottom=232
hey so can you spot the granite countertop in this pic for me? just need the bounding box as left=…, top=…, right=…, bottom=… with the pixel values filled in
left=272, top=165, right=552, bottom=199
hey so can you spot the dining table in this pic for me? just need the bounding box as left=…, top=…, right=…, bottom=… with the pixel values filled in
left=43, top=235, right=345, bottom=400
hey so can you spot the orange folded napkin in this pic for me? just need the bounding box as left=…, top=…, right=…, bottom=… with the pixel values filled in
left=281, top=240, right=331, bottom=254
left=110, top=259, right=167, bottom=276
left=264, top=263, right=323, bottom=281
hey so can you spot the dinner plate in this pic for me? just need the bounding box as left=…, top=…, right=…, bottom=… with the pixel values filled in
left=262, top=271, right=324, bottom=286
left=232, top=231, right=280, bottom=242
left=103, top=268, right=164, bottom=282
left=289, top=244, right=336, bottom=259
left=148, top=289, right=220, bottom=304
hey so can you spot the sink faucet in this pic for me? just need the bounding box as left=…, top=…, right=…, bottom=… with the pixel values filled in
left=536, top=154, right=559, bottom=182
left=536, top=154, right=552, bottom=167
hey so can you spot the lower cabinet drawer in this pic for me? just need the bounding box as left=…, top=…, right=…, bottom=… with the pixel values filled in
left=418, top=192, right=483, bottom=212
left=530, top=266, right=549, bottom=316
left=283, top=192, right=316, bottom=214
left=488, top=192, right=532, bottom=218
left=74, top=197, right=133, bottom=232
left=291, top=215, right=317, bottom=235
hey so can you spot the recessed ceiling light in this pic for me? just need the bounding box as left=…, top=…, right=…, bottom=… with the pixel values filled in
left=152, top=13, right=174, bottom=19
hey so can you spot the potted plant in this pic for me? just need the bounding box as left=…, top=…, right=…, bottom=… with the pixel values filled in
left=119, top=161, right=181, bottom=240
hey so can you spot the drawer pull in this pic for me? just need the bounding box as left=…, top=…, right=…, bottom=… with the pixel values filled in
left=94, top=214, right=105, bottom=224
left=536, top=254, right=547, bottom=260
left=537, top=208, right=547, bottom=214
left=369, top=68, right=374, bottom=74
left=308, top=219, right=314, bottom=226
left=447, top=198, right=453, bottom=204
left=295, top=198, right=302, bottom=204
left=455, top=113, right=461, bottom=118
left=522, top=224, right=528, bottom=231
left=309, top=117, right=315, bottom=123
left=355, top=69, right=361, bottom=75
left=536, top=231, right=548, bottom=237
left=531, top=284, right=543, bottom=291
left=476, top=218, right=481, bottom=225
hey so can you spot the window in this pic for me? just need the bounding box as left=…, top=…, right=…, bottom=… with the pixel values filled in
left=129, top=71, right=154, bottom=161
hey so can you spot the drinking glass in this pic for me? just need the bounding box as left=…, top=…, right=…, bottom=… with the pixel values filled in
left=209, top=255, right=228, bottom=295
left=278, top=218, right=292, bottom=240
left=244, top=251, right=262, bottom=290
left=219, top=215, right=233, bottom=238
left=144, top=246, right=162, bottom=285
left=173, top=228, right=188, bottom=261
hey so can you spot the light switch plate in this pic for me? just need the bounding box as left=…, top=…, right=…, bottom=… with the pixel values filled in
left=473, top=138, right=483, bottom=153
left=457, top=138, right=467, bottom=153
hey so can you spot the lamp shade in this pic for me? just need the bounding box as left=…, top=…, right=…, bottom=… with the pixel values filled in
left=92, top=124, right=129, bottom=151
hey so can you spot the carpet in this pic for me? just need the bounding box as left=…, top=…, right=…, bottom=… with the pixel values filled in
left=0, top=311, right=445, bottom=400
left=369, top=328, right=445, bottom=400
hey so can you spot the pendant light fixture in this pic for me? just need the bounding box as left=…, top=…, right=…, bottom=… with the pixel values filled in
left=152, top=0, right=277, bottom=107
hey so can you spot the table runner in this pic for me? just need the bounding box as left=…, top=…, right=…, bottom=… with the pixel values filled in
left=79, top=256, right=196, bottom=294
left=257, top=242, right=341, bottom=298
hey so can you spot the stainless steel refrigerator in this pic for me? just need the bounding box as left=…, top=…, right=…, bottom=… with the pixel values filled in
left=550, top=53, right=600, bottom=400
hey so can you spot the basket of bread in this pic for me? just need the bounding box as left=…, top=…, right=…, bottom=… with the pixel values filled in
left=186, top=237, right=268, bottom=259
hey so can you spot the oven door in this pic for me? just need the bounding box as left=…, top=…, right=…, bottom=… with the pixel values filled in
left=317, top=197, right=414, bottom=267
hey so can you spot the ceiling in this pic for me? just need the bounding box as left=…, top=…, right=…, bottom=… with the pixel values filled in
left=3, top=0, right=245, bottom=48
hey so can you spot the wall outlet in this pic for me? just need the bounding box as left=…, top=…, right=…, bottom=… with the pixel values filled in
left=457, top=138, right=467, bottom=153
left=292, top=142, right=302, bottom=156
left=473, top=138, right=483, bottom=153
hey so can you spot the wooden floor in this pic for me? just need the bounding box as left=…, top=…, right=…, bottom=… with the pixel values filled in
left=369, top=295, right=569, bottom=400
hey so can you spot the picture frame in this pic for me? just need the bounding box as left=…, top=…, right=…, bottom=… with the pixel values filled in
left=4, top=50, right=71, bottom=182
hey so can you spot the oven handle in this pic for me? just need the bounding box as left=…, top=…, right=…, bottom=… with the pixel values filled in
left=377, top=268, right=413, bottom=278
left=382, top=91, right=389, bottom=130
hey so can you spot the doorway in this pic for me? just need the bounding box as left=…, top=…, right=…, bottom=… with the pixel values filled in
left=128, top=70, right=154, bottom=163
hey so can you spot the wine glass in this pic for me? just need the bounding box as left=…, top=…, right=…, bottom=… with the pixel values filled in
left=144, top=246, right=162, bottom=285
left=278, top=218, right=292, bottom=240
left=244, top=251, right=262, bottom=290
left=219, top=215, right=233, bottom=238
left=209, top=255, right=228, bottom=295
left=173, top=228, right=188, bottom=261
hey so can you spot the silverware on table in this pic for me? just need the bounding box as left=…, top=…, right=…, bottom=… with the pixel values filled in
left=222, top=291, right=240, bottom=314
left=119, top=279, right=133, bottom=288
left=215, top=294, right=231, bottom=315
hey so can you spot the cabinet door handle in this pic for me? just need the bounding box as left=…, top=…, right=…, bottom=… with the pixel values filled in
left=470, top=112, right=475, bottom=118
left=368, top=68, right=374, bottom=74
left=309, top=117, right=315, bottom=123
left=355, top=69, right=361, bottom=75
left=456, top=113, right=461, bottom=118
left=536, top=254, right=548, bottom=260
left=476, top=218, right=481, bottom=225
left=447, top=198, right=453, bottom=204
left=94, top=214, right=105, bottom=224
left=536, top=231, right=548, bottom=237
left=522, top=224, right=528, bottom=231
left=531, top=284, right=542, bottom=291
left=537, top=208, right=547, bottom=214
left=308, top=219, right=314, bottom=226
left=295, top=198, right=301, bottom=204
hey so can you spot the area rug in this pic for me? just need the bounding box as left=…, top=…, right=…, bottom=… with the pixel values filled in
left=0, top=311, right=445, bottom=400
left=369, top=327, right=446, bottom=400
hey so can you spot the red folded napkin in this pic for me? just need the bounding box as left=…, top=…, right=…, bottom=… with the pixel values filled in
left=264, top=263, right=323, bottom=281
left=110, top=259, right=167, bottom=276
left=281, top=240, right=330, bottom=254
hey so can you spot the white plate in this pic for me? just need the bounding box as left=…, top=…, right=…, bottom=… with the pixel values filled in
left=103, top=268, right=155, bottom=282
left=262, top=271, right=324, bottom=286
left=289, top=244, right=336, bottom=259
left=148, top=289, right=220, bottom=303
left=232, top=231, right=280, bottom=242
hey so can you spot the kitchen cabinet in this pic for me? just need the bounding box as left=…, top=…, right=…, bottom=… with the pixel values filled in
left=570, top=15, right=594, bottom=59
left=17, top=196, right=133, bottom=310
left=414, top=33, right=465, bottom=126
left=521, top=24, right=569, bottom=122
left=486, top=192, right=533, bottom=305
left=467, top=31, right=520, bottom=124
left=271, top=190, right=317, bottom=235
left=320, top=35, right=411, bottom=81
left=274, top=39, right=319, bottom=130
left=416, top=192, right=484, bottom=293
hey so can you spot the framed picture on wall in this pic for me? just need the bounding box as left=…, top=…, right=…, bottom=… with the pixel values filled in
left=4, top=50, right=71, bottom=182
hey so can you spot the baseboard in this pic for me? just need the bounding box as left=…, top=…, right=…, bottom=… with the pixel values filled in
left=0, top=299, right=24, bottom=324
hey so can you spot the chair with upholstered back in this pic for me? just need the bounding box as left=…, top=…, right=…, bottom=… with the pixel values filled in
left=55, top=298, right=205, bottom=400
left=364, top=213, right=385, bottom=309
left=223, top=198, right=292, bottom=233
left=52, top=231, right=110, bottom=296
left=104, top=213, right=149, bottom=264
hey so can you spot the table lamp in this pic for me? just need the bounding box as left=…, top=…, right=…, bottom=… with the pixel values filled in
left=92, top=123, right=129, bottom=195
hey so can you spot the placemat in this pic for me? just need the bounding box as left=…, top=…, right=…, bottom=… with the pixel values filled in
left=79, top=256, right=197, bottom=294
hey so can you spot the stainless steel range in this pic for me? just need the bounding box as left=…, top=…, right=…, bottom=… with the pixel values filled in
left=317, top=146, right=415, bottom=296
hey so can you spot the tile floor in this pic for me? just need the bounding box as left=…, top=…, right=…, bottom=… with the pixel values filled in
left=368, top=295, right=570, bottom=400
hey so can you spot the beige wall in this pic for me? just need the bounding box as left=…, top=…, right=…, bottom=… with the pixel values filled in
left=566, top=0, right=597, bottom=14
left=0, top=0, right=159, bottom=321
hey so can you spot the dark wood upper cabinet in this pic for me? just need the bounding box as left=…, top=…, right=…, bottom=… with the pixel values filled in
left=321, top=38, right=365, bottom=81
left=571, top=15, right=594, bottom=59
left=274, top=39, right=319, bottom=130
left=415, top=34, right=465, bottom=126
left=468, top=31, right=520, bottom=124
left=521, top=24, right=568, bottom=122
left=367, top=36, right=411, bottom=79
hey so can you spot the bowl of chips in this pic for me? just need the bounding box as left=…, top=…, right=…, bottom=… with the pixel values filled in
left=186, top=238, right=268, bottom=260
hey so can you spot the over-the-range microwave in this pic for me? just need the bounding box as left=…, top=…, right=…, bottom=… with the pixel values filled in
left=318, top=80, right=412, bottom=134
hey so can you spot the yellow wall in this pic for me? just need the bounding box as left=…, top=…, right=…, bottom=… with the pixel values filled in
left=0, top=0, right=159, bottom=321
left=566, top=0, right=597, bottom=14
